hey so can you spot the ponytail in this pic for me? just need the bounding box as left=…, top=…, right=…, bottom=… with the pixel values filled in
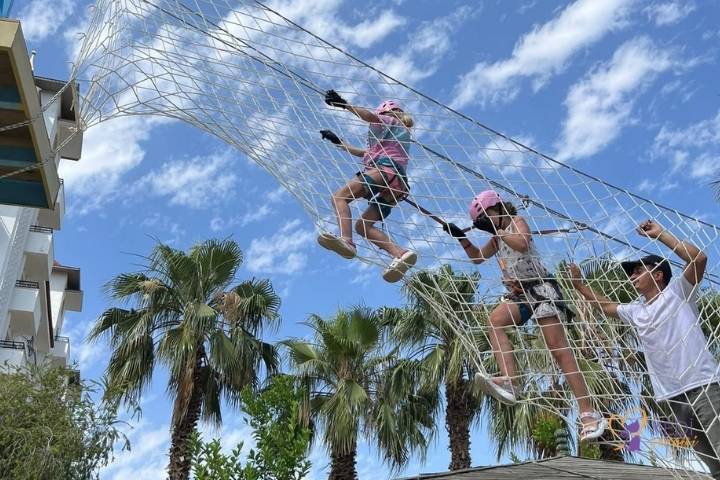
left=398, top=112, right=414, bottom=128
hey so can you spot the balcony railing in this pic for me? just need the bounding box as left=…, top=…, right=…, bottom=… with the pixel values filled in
left=15, top=280, right=40, bottom=289
left=54, top=335, right=69, bottom=342
left=0, top=339, right=25, bottom=350
left=29, top=225, right=54, bottom=234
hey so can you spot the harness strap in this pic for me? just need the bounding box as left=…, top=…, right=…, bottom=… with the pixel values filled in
left=519, top=278, right=575, bottom=321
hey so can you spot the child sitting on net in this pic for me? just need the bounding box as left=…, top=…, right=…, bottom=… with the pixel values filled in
left=318, top=89, right=416, bottom=283
left=443, top=190, right=606, bottom=441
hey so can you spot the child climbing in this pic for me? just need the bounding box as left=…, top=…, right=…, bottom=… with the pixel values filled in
left=443, top=190, right=607, bottom=441
left=318, top=89, right=416, bottom=283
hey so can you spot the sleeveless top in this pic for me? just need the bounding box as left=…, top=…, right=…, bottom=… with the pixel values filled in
left=363, top=114, right=412, bottom=169
left=495, top=219, right=549, bottom=283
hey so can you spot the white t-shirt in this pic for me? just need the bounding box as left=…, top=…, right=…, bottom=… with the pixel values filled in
left=617, top=276, right=720, bottom=400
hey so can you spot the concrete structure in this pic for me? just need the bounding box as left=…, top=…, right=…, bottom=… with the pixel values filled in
left=0, top=19, right=83, bottom=369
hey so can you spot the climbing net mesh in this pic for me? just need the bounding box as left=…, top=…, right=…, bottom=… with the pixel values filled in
left=54, top=0, right=720, bottom=474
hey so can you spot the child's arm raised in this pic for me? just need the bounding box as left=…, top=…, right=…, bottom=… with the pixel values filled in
left=320, top=130, right=366, bottom=157
left=443, top=223, right=497, bottom=264
left=497, top=216, right=531, bottom=253
left=325, top=90, right=382, bottom=124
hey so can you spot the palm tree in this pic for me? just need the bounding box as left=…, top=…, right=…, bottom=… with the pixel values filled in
left=387, top=265, right=485, bottom=470
left=283, top=307, right=436, bottom=480
left=89, top=239, right=281, bottom=480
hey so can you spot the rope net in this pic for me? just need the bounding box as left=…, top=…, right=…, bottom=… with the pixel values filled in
left=58, top=0, right=720, bottom=474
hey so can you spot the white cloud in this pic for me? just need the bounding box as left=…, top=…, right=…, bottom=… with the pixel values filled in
left=59, top=116, right=154, bottom=215
left=654, top=111, right=720, bottom=151
left=518, top=1, right=538, bottom=15
left=139, top=213, right=186, bottom=244
left=268, top=0, right=404, bottom=50
left=370, top=5, right=479, bottom=86
left=637, top=179, right=657, bottom=193
left=101, top=422, right=169, bottom=480
left=554, top=36, right=674, bottom=161
left=342, top=11, right=407, bottom=49
left=478, top=135, right=536, bottom=176
left=652, top=110, right=720, bottom=180
left=246, top=219, right=315, bottom=275
left=209, top=186, right=289, bottom=232
left=17, top=0, right=74, bottom=43
left=450, top=0, right=634, bottom=108
left=690, top=154, right=720, bottom=179
left=645, top=1, right=696, bottom=26
left=134, top=151, right=238, bottom=209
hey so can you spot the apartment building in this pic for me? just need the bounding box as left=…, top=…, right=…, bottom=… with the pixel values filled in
left=0, top=18, right=84, bottom=369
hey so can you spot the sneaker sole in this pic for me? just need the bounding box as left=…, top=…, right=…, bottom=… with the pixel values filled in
left=317, top=233, right=356, bottom=259
left=474, top=372, right=517, bottom=406
left=580, top=418, right=608, bottom=442
left=382, top=251, right=418, bottom=283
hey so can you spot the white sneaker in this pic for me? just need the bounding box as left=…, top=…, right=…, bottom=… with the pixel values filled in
left=474, top=373, right=517, bottom=405
left=382, top=250, right=417, bottom=283
left=579, top=411, right=608, bottom=442
left=317, top=233, right=356, bottom=259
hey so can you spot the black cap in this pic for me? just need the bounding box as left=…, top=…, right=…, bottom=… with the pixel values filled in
left=621, top=255, right=672, bottom=283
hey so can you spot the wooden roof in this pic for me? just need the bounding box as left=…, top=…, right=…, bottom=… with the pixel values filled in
left=398, top=456, right=711, bottom=480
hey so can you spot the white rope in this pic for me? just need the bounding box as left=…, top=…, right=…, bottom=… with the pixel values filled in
left=58, top=0, right=720, bottom=474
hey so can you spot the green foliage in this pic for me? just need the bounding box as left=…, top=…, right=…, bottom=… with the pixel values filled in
left=284, top=307, right=436, bottom=474
left=578, top=441, right=602, bottom=459
left=240, top=375, right=311, bottom=480
left=189, top=375, right=311, bottom=480
left=698, top=290, right=720, bottom=356
left=91, top=239, right=281, bottom=476
left=530, top=414, right=564, bottom=458
left=189, top=434, right=245, bottom=480
left=0, top=365, right=131, bottom=480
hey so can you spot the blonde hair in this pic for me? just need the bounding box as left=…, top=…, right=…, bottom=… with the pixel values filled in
left=387, top=110, right=414, bottom=128
left=398, top=112, right=414, bottom=128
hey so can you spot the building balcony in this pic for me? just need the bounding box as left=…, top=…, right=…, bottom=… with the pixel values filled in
left=50, top=335, right=69, bottom=366
left=8, top=279, right=41, bottom=337
left=36, top=179, right=64, bottom=230
left=56, top=119, right=82, bottom=161
left=52, top=265, right=82, bottom=312
left=24, top=225, right=54, bottom=280
left=0, top=19, right=59, bottom=209
left=0, top=339, right=27, bottom=369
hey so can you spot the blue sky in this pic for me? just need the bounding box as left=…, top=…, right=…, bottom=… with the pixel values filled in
left=13, top=0, right=720, bottom=477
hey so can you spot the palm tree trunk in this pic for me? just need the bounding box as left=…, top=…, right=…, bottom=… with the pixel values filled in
left=446, top=379, right=472, bottom=470
left=329, top=441, right=358, bottom=480
left=167, top=348, right=206, bottom=480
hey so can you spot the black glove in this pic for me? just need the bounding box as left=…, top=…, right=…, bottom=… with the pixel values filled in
left=320, top=129, right=342, bottom=145
left=473, top=215, right=497, bottom=235
left=324, top=89, right=349, bottom=109
left=442, top=222, right=467, bottom=239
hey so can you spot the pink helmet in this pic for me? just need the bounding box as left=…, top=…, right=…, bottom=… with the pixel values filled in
left=375, top=99, right=403, bottom=115
left=468, top=190, right=502, bottom=222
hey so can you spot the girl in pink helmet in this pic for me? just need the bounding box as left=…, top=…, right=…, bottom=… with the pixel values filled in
left=443, top=190, right=606, bottom=441
left=318, top=89, right=416, bottom=283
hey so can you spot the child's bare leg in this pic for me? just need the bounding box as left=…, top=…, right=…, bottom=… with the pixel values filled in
left=331, top=177, right=367, bottom=241
left=355, top=206, right=404, bottom=258
left=537, top=315, right=593, bottom=414
left=488, top=302, right=522, bottom=382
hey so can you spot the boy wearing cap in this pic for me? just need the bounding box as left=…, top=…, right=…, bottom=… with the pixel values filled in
left=569, top=220, right=720, bottom=477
